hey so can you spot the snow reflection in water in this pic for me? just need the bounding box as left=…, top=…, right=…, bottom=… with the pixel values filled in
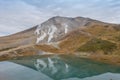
left=2, top=54, right=120, bottom=80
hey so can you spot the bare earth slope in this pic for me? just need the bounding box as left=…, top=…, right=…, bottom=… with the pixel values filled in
left=0, top=26, right=37, bottom=51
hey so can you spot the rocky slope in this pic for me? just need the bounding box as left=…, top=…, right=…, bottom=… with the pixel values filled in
left=35, top=16, right=107, bottom=44
left=0, top=16, right=120, bottom=64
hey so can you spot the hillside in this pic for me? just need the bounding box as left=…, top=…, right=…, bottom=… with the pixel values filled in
left=0, top=16, right=120, bottom=65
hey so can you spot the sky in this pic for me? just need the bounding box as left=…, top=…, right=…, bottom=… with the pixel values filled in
left=0, top=0, right=120, bottom=36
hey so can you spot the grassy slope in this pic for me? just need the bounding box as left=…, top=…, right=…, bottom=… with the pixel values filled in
left=77, top=38, right=117, bottom=54
left=36, top=24, right=120, bottom=55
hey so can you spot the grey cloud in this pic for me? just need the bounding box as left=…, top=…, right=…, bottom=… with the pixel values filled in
left=0, top=0, right=120, bottom=36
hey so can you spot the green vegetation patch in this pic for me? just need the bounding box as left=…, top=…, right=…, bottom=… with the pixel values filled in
left=77, top=38, right=117, bottom=54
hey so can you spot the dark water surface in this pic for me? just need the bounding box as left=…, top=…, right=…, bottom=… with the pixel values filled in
left=0, top=54, right=120, bottom=80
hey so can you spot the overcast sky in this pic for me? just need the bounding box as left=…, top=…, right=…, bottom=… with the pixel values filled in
left=0, top=0, right=120, bottom=36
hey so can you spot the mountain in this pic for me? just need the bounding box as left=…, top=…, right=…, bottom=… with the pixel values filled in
left=35, top=16, right=107, bottom=44
left=0, top=16, right=120, bottom=65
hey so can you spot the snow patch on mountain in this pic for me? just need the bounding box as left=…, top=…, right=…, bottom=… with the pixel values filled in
left=36, top=31, right=47, bottom=44
left=35, top=26, right=40, bottom=35
left=35, top=24, right=58, bottom=44
left=63, top=23, right=68, bottom=34
left=47, top=25, right=57, bottom=43
left=35, top=23, right=69, bottom=44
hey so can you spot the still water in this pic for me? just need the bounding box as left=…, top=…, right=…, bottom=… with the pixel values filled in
left=0, top=54, right=120, bottom=80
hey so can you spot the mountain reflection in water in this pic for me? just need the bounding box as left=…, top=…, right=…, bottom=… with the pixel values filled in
left=8, top=54, right=120, bottom=80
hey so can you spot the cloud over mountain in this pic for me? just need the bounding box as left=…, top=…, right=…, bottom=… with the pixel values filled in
left=0, top=0, right=120, bottom=36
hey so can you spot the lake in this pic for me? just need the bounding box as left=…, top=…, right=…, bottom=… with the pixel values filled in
left=0, top=54, right=120, bottom=80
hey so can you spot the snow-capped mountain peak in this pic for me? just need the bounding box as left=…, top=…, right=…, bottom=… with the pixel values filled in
left=35, top=16, right=98, bottom=44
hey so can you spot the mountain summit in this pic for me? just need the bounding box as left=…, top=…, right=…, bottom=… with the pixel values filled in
left=35, top=16, right=107, bottom=44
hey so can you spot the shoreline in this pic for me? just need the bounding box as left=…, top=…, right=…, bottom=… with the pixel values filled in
left=0, top=53, right=120, bottom=66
